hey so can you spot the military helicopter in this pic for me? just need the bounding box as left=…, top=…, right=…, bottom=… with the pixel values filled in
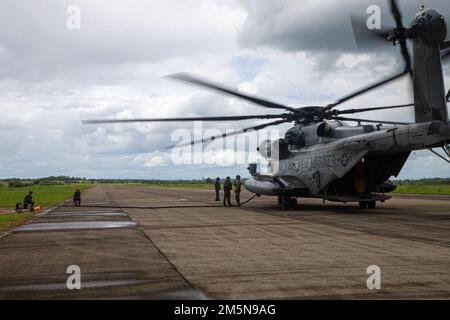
left=84, top=0, right=450, bottom=210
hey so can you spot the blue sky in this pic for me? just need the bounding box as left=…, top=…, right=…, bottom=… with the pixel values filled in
left=0, top=0, right=449, bottom=180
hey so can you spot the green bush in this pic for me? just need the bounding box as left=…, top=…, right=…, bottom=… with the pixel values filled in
left=7, top=180, right=34, bottom=188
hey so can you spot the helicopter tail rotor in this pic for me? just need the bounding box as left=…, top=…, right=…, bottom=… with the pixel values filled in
left=351, top=0, right=413, bottom=75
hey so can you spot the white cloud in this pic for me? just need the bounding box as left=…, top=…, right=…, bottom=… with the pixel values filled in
left=0, top=0, right=449, bottom=179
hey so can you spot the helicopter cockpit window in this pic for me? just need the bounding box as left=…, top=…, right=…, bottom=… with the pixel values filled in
left=285, top=126, right=305, bottom=148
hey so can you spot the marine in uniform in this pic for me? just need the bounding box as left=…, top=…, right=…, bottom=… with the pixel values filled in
left=214, top=177, right=221, bottom=201
left=73, top=189, right=81, bottom=206
left=23, top=191, right=35, bottom=212
left=234, top=175, right=242, bottom=206
left=223, top=177, right=232, bottom=207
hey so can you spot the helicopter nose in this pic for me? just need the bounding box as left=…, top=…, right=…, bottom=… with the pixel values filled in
left=412, top=8, right=447, bottom=45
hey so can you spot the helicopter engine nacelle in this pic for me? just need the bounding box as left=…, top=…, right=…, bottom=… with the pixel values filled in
left=258, top=139, right=290, bottom=160
left=316, top=122, right=333, bottom=138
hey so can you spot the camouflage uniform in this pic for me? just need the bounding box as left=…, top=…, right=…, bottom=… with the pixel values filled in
left=73, top=189, right=81, bottom=206
left=214, top=178, right=221, bottom=201
left=223, top=177, right=232, bottom=207
left=23, top=191, right=34, bottom=212
left=234, top=175, right=242, bottom=206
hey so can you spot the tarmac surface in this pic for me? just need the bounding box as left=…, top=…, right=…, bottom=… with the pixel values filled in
left=0, top=185, right=449, bottom=299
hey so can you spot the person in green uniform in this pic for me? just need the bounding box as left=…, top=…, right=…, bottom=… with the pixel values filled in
left=214, top=177, right=221, bottom=201
left=234, top=175, right=242, bottom=206
left=73, top=189, right=81, bottom=206
left=223, top=177, right=232, bottom=207
left=23, top=191, right=35, bottom=212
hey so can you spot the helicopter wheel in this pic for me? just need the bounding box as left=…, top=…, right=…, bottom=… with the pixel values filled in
left=280, top=196, right=290, bottom=210
left=290, top=198, right=298, bottom=210
left=277, top=196, right=282, bottom=205
left=359, top=201, right=368, bottom=209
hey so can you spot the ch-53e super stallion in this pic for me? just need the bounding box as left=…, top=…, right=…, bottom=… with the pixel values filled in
left=84, top=0, right=450, bottom=210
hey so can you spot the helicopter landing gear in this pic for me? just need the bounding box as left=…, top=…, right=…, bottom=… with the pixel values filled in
left=281, top=197, right=289, bottom=210
left=280, top=196, right=298, bottom=210
left=290, top=198, right=298, bottom=210
left=359, top=201, right=376, bottom=209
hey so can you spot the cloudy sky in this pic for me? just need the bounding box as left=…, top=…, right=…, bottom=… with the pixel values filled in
left=0, top=0, right=449, bottom=180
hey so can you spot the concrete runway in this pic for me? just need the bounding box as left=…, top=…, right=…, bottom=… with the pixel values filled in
left=0, top=185, right=449, bottom=299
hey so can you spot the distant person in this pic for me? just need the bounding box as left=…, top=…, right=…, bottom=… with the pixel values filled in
left=15, top=203, right=22, bottom=214
left=223, top=177, right=232, bottom=207
left=73, top=189, right=81, bottom=206
left=23, top=191, right=34, bottom=212
left=234, top=175, right=242, bottom=206
left=214, top=177, right=221, bottom=201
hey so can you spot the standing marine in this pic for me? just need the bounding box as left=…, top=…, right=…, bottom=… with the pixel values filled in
left=234, top=175, right=242, bottom=206
left=214, top=177, right=221, bottom=201
left=223, top=177, right=232, bottom=207
left=73, top=189, right=81, bottom=206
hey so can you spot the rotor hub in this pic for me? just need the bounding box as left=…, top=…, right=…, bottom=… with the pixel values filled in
left=412, top=8, right=447, bottom=45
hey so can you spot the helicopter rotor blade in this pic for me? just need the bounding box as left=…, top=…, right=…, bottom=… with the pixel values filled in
left=390, top=0, right=412, bottom=74
left=168, top=73, right=297, bottom=113
left=82, top=114, right=285, bottom=125
left=334, top=116, right=411, bottom=125
left=399, top=38, right=412, bottom=74
left=166, top=119, right=290, bottom=149
left=334, top=103, right=414, bottom=115
left=390, top=0, right=403, bottom=29
left=322, top=68, right=409, bottom=112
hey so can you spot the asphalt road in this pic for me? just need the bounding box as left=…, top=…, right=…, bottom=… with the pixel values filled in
left=0, top=185, right=449, bottom=299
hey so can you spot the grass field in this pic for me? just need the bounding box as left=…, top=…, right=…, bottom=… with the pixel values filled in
left=0, top=183, right=95, bottom=208
left=0, top=213, right=35, bottom=232
left=0, top=183, right=95, bottom=232
left=393, top=184, right=450, bottom=195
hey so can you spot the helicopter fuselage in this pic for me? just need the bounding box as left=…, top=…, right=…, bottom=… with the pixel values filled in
left=245, top=120, right=450, bottom=200
left=245, top=6, right=450, bottom=206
